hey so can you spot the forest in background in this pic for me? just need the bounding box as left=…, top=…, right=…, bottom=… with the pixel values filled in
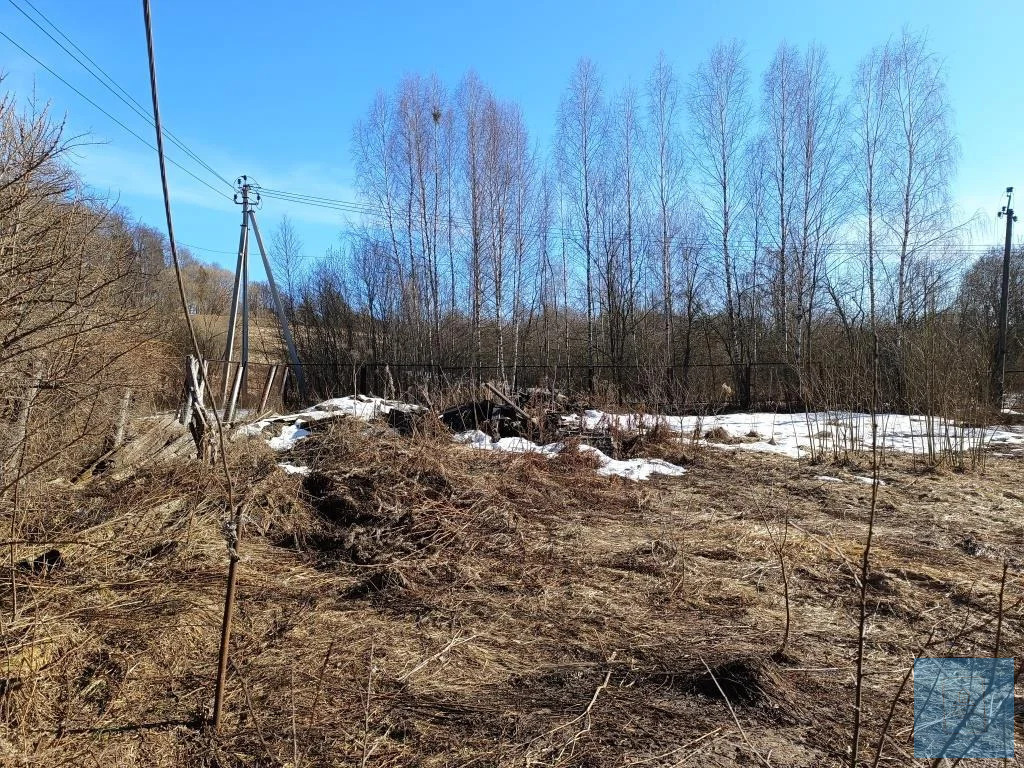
left=3, top=27, right=1024, bottom=494
left=274, top=29, right=1023, bottom=413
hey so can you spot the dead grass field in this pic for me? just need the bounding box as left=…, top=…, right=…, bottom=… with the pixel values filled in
left=1, top=417, right=1021, bottom=767
left=189, top=313, right=286, bottom=364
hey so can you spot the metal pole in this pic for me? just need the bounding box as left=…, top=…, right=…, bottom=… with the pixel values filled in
left=248, top=209, right=307, bottom=401
left=224, top=360, right=244, bottom=423
left=994, top=187, right=1016, bottom=410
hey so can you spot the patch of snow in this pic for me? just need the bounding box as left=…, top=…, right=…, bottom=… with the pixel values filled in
left=235, top=419, right=272, bottom=437
left=236, top=395, right=423, bottom=449
left=576, top=444, right=686, bottom=481
left=238, top=396, right=1021, bottom=480
left=494, top=436, right=563, bottom=454
left=454, top=430, right=494, bottom=449
left=454, top=431, right=683, bottom=481
left=278, top=462, right=310, bottom=476
left=853, top=475, right=887, bottom=486
left=814, top=475, right=844, bottom=483
left=268, top=422, right=311, bottom=451
left=577, top=409, right=1024, bottom=459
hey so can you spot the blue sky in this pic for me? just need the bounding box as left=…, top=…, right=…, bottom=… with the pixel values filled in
left=0, top=0, right=1019, bottom=276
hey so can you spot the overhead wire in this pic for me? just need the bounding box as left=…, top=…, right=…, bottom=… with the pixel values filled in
left=259, top=184, right=992, bottom=257
left=178, top=241, right=239, bottom=256
left=0, top=27, right=232, bottom=202
left=7, top=0, right=234, bottom=191
left=1, top=7, right=999, bottom=263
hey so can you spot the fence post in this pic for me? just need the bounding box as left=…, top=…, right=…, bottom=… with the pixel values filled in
left=280, top=365, right=291, bottom=400
left=179, top=355, right=195, bottom=426
left=113, top=388, right=132, bottom=449
left=258, top=365, right=277, bottom=414
left=197, top=358, right=208, bottom=408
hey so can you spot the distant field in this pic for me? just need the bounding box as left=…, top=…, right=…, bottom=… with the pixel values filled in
left=190, top=312, right=287, bottom=363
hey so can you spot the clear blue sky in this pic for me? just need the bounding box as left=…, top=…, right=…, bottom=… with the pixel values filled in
left=1, top=0, right=1019, bottom=277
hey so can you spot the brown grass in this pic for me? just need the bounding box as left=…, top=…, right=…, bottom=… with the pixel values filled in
left=0, top=419, right=1021, bottom=766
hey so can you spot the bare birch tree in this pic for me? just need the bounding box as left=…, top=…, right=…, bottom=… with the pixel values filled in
left=689, top=41, right=752, bottom=403
left=269, top=215, right=303, bottom=318
left=791, top=45, right=847, bottom=392
left=458, top=72, right=490, bottom=382
left=646, top=52, right=685, bottom=392
left=557, top=58, right=606, bottom=392
left=761, top=43, right=800, bottom=356
left=884, top=29, right=958, bottom=403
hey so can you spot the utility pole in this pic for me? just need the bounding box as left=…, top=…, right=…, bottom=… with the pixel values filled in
left=222, top=177, right=252, bottom=404
left=993, top=186, right=1017, bottom=410
left=221, top=176, right=307, bottom=420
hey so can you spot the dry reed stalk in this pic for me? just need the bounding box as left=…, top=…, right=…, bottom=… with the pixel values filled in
left=360, top=642, right=376, bottom=768
left=850, top=232, right=883, bottom=768
left=993, top=559, right=1008, bottom=658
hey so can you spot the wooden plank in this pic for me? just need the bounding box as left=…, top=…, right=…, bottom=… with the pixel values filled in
left=178, top=355, right=194, bottom=426
left=279, top=365, right=291, bottom=399
left=113, top=389, right=132, bottom=449
left=484, top=382, right=536, bottom=426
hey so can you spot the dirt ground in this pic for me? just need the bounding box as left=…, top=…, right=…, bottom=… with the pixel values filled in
left=1, top=417, right=1021, bottom=767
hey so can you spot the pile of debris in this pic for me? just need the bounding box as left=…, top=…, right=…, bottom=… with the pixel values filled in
left=233, top=385, right=689, bottom=482
left=438, top=383, right=614, bottom=450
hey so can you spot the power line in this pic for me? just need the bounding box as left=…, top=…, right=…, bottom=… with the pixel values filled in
left=178, top=241, right=238, bottom=256
left=2, top=8, right=998, bottom=263
left=6, top=0, right=234, bottom=192
left=259, top=185, right=994, bottom=256
left=0, top=28, right=232, bottom=202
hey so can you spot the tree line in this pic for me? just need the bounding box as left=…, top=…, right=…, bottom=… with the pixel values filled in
left=0, top=79, right=270, bottom=487
left=279, top=29, right=1019, bottom=413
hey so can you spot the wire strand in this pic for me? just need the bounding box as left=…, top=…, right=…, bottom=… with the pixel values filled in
left=258, top=186, right=991, bottom=255
left=0, top=28, right=232, bottom=202
left=7, top=0, right=234, bottom=190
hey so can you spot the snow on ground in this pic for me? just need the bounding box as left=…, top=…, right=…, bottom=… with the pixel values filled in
left=451, top=430, right=686, bottom=481
left=268, top=423, right=310, bottom=451
left=579, top=410, right=1024, bottom=459
left=853, top=475, right=887, bottom=486
left=577, top=444, right=687, bottom=481
left=244, top=396, right=686, bottom=482
left=238, top=395, right=422, bottom=438
left=240, top=396, right=1024, bottom=481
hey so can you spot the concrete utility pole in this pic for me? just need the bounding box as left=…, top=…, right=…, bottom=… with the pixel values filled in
left=221, top=176, right=307, bottom=420
left=993, top=187, right=1017, bottom=410
left=222, top=177, right=252, bottom=403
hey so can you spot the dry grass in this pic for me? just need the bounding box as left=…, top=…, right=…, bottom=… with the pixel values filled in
left=0, top=419, right=1021, bottom=766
